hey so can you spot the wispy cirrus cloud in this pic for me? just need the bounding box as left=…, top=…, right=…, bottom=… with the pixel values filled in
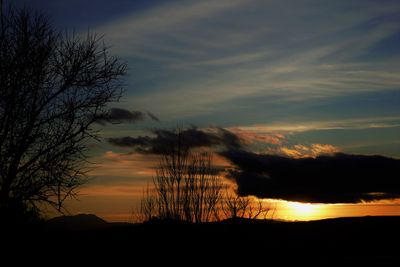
left=95, top=0, right=400, bottom=119
left=231, top=116, right=400, bottom=134
left=229, top=128, right=285, bottom=145
left=89, top=151, right=157, bottom=180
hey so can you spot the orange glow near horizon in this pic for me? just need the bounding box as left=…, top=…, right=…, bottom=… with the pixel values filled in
left=47, top=151, right=400, bottom=222
left=285, top=202, right=322, bottom=220
left=268, top=199, right=400, bottom=221
left=54, top=191, right=400, bottom=222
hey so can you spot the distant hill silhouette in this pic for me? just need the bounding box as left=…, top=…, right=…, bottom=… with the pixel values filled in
left=46, top=214, right=108, bottom=231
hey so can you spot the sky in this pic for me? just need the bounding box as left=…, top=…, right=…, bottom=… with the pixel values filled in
left=13, top=0, right=400, bottom=221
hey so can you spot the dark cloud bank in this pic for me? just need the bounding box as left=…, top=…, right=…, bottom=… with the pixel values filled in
left=108, top=127, right=400, bottom=204
left=94, top=108, right=159, bottom=125
left=107, top=127, right=241, bottom=154
left=222, top=150, right=400, bottom=204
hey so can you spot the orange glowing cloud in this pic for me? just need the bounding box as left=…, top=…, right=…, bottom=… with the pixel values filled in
left=229, top=127, right=285, bottom=145
left=79, top=184, right=145, bottom=197
left=279, top=144, right=341, bottom=158
left=89, top=151, right=158, bottom=178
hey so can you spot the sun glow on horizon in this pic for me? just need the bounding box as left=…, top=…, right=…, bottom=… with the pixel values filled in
left=280, top=201, right=325, bottom=221
left=288, top=202, right=317, bottom=216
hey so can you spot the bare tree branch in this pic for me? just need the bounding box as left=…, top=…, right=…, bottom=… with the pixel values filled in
left=0, top=5, right=126, bottom=219
left=139, top=129, right=224, bottom=223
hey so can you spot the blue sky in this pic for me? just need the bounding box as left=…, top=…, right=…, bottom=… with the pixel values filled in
left=13, top=0, right=400, bottom=160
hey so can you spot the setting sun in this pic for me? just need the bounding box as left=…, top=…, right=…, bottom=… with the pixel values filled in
left=286, top=202, right=321, bottom=220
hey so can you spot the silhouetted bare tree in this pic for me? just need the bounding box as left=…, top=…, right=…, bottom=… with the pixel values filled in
left=139, top=184, right=157, bottom=222
left=139, top=130, right=224, bottom=223
left=222, top=193, right=250, bottom=219
left=223, top=193, right=271, bottom=220
left=0, top=3, right=126, bottom=219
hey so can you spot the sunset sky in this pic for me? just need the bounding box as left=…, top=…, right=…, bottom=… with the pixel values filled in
left=15, top=0, right=400, bottom=221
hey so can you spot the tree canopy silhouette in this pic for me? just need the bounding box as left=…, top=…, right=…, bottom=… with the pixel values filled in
left=0, top=3, right=126, bottom=220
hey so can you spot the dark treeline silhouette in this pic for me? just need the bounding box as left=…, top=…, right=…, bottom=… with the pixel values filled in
left=0, top=2, right=126, bottom=223
left=4, top=214, right=400, bottom=264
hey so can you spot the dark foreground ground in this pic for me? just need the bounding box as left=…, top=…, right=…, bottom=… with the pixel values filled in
left=3, top=216, right=400, bottom=264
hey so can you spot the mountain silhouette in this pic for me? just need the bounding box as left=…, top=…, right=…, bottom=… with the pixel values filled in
left=46, top=214, right=108, bottom=231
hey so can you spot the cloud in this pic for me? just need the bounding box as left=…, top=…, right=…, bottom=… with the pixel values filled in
left=221, top=151, right=400, bottom=204
left=107, top=127, right=243, bottom=154
left=105, top=124, right=398, bottom=204
left=107, top=136, right=151, bottom=148
left=97, top=0, right=250, bottom=52
left=106, top=125, right=340, bottom=159
left=97, top=0, right=400, bottom=119
left=94, top=108, right=145, bottom=125
left=94, top=108, right=160, bottom=125
left=232, top=116, right=400, bottom=134
left=278, top=144, right=341, bottom=158
left=230, top=128, right=285, bottom=145
left=89, top=151, right=157, bottom=180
